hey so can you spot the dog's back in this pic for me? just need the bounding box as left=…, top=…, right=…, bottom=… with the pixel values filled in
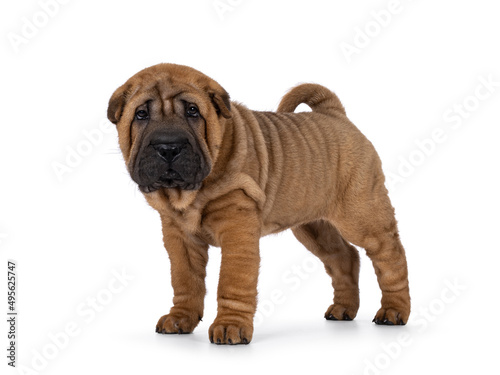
left=230, top=85, right=380, bottom=234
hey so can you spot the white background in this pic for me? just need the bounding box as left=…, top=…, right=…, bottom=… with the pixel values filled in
left=1, top=0, right=499, bottom=374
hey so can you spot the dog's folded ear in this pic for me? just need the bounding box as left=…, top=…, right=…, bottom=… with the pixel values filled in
left=107, top=84, right=131, bottom=124
left=208, top=87, right=231, bottom=119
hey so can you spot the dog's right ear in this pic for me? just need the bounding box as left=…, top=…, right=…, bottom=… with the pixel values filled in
left=107, top=84, right=130, bottom=124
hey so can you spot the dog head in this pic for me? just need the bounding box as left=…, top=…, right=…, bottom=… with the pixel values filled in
left=107, top=63, right=231, bottom=194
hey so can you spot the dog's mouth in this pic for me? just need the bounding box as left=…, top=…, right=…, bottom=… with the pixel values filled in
left=138, top=169, right=202, bottom=193
left=159, top=169, right=182, bottom=182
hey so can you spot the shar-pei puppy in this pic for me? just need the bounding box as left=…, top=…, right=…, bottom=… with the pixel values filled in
left=107, top=63, right=410, bottom=345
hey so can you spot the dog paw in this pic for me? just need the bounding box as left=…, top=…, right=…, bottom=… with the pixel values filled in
left=324, top=303, right=358, bottom=321
left=156, top=313, right=200, bottom=334
left=208, top=320, right=253, bottom=345
left=372, top=307, right=408, bottom=325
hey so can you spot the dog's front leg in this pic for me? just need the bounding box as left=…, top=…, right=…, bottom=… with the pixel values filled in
left=205, top=191, right=261, bottom=345
left=156, top=215, right=209, bottom=334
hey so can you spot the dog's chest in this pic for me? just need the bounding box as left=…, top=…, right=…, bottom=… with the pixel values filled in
left=163, top=205, right=218, bottom=246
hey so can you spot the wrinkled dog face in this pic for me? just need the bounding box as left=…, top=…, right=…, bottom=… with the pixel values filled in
left=127, top=96, right=209, bottom=193
left=107, top=64, right=231, bottom=193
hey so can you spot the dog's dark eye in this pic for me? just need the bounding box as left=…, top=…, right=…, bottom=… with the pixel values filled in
left=186, top=105, right=199, bottom=118
left=135, top=110, right=149, bottom=120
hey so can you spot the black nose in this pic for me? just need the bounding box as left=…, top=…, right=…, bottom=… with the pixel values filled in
left=153, top=143, right=185, bottom=163
left=149, top=132, right=190, bottom=163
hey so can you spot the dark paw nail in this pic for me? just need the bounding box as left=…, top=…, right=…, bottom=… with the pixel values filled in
left=228, top=339, right=233, bottom=344
left=343, top=313, right=352, bottom=321
left=242, top=338, right=249, bottom=344
left=162, top=328, right=166, bottom=333
left=384, top=319, right=395, bottom=326
left=178, top=329, right=184, bottom=334
left=326, top=314, right=338, bottom=321
left=217, top=338, right=221, bottom=344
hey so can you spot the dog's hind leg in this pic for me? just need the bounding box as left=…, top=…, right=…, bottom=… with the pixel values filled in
left=292, top=220, right=360, bottom=321
left=330, top=183, right=411, bottom=325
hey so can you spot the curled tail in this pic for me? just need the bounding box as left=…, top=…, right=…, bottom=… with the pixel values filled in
left=277, top=83, right=346, bottom=116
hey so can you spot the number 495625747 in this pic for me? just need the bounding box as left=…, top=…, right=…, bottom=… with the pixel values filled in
left=7, top=261, right=16, bottom=312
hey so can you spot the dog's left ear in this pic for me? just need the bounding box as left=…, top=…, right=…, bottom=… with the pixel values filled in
left=208, top=86, right=231, bottom=119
